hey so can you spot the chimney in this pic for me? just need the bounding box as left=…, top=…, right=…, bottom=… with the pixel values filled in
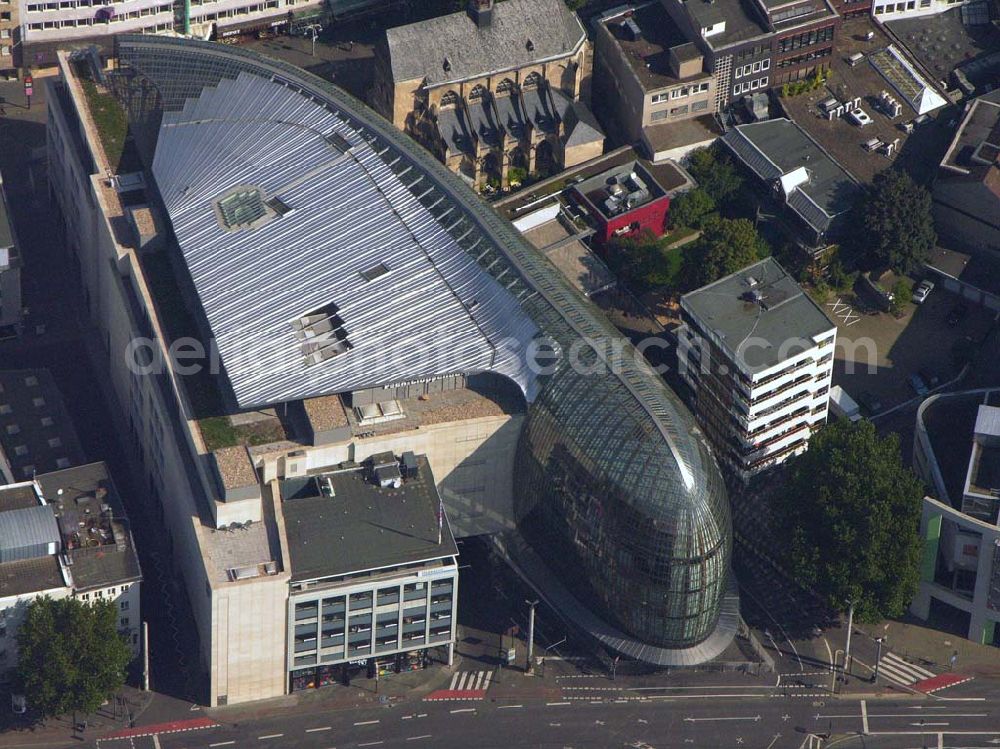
left=468, top=0, right=494, bottom=29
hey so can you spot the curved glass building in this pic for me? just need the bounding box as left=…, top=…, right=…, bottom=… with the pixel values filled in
left=112, top=35, right=735, bottom=662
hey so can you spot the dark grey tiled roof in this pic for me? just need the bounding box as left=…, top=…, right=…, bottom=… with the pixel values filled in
left=722, top=119, right=860, bottom=235
left=0, top=556, right=65, bottom=597
left=385, top=0, right=585, bottom=86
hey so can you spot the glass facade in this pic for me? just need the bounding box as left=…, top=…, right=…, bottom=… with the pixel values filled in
left=111, top=35, right=733, bottom=655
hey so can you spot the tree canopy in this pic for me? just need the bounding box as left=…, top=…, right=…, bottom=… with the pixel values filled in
left=684, top=145, right=744, bottom=204
left=16, top=597, right=132, bottom=721
left=855, top=170, right=936, bottom=274
left=681, top=217, right=769, bottom=289
left=774, top=419, right=924, bottom=622
left=669, top=187, right=716, bottom=230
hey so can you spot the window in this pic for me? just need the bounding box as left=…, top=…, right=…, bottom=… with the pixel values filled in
left=760, top=76, right=768, bottom=87
left=752, top=61, right=762, bottom=73
left=522, top=71, right=542, bottom=90
left=13, top=445, right=27, bottom=456
left=468, top=84, right=487, bottom=102
left=670, top=105, right=689, bottom=115
left=216, top=188, right=266, bottom=229
left=0, top=29, right=9, bottom=38
left=120, top=617, right=129, bottom=628
left=762, top=59, right=770, bottom=71
left=670, top=88, right=683, bottom=99
left=692, top=100, right=709, bottom=112
left=651, top=93, right=668, bottom=104
left=651, top=110, right=668, bottom=121
left=121, top=600, right=130, bottom=611
left=496, top=78, right=515, bottom=95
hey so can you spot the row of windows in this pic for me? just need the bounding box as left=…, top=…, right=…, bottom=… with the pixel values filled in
left=873, top=0, right=932, bottom=12
left=650, top=99, right=709, bottom=121
left=439, top=73, right=544, bottom=109
left=191, top=0, right=278, bottom=23
left=734, top=58, right=770, bottom=79
left=733, top=77, right=768, bottom=96
left=735, top=43, right=768, bottom=62
left=776, top=25, right=834, bottom=54
left=649, top=82, right=710, bottom=104
left=27, top=8, right=169, bottom=30
left=776, top=46, right=832, bottom=69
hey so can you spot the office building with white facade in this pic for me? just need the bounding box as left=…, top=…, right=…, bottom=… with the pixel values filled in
left=679, top=257, right=837, bottom=483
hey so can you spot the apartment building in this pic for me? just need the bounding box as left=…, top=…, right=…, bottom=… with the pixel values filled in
left=47, top=35, right=734, bottom=703
left=373, top=0, right=604, bottom=191
left=0, top=174, right=21, bottom=337
left=0, top=462, right=143, bottom=678
left=678, top=257, right=837, bottom=483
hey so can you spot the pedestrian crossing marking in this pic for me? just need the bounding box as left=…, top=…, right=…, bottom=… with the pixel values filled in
left=877, top=651, right=936, bottom=687
left=447, top=670, right=494, bottom=692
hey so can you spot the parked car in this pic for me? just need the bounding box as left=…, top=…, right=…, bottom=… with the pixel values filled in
left=857, top=391, right=883, bottom=414
left=947, top=303, right=968, bottom=327
left=918, top=368, right=940, bottom=388
left=908, top=372, right=929, bottom=397
left=912, top=279, right=934, bottom=304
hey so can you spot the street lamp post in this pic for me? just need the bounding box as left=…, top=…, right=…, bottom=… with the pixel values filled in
left=305, top=24, right=322, bottom=56
left=525, top=599, right=538, bottom=675
left=842, top=602, right=856, bottom=682
left=873, top=637, right=884, bottom=684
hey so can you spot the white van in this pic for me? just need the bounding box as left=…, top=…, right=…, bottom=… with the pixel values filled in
left=829, top=386, right=862, bottom=422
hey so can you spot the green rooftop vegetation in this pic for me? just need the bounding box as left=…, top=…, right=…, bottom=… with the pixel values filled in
left=80, top=79, right=128, bottom=172
left=199, top=416, right=288, bottom=453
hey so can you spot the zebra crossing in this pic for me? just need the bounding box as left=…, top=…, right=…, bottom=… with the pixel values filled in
left=448, top=670, right=494, bottom=692
left=877, top=651, right=935, bottom=687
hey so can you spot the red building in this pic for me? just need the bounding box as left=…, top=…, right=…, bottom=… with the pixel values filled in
left=572, top=161, right=676, bottom=247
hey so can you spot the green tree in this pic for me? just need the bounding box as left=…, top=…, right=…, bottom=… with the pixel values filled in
left=685, top=145, right=744, bottom=204
left=889, top=279, right=912, bottom=316
left=774, top=420, right=924, bottom=623
left=856, top=170, right=936, bottom=274
left=681, top=217, right=769, bottom=289
left=16, top=597, right=132, bottom=721
left=669, top=187, right=716, bottom=230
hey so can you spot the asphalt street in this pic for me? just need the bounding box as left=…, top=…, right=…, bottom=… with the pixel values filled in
left=92, top=692, right=1000, bottom=749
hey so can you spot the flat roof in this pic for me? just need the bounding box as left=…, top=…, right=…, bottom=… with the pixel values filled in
left=941, top=91, right=1000, bottom=173
left=36, top=462, right=142, bottom=592
left=681, top=0, right=771, bottom=49
left=281, top=454, right=457, bottom=582
left=0, top=555, right=65, bottom=598
left=600, top=3, right=710, bottom=91
left=575, top=160, right=668, bottom=220
left=969, top=443, right=1000, bottom=497
left=681, top=257, right=835, bottom=373
left=887, top=6, right=1000, bottom=86
left=0, top=369, right=86, bottom=482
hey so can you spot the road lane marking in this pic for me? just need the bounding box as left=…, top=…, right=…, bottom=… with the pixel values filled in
left=910, top=722, right=949, bottom=726
left=497, top=705, right=522, bottom=709
left=684, top=716, right=762, bottom=723
left=258, top=734, right=284, bottom=740
left=417, top=714, right=427, bottom=718
left=209, top=743, right=235, bottom=747
left=816, top=713, right=988, bottom=719
left=450, top=708, right=476, bottom=714
left=306, top=727, right=331, bottom=733
left=546, top=701, right=571, bottom=706
left=861, top=700, right=869, bottom=735
left=354, top=720, right=380, bottom=726
left=358, top=743, right=383, bottom=747
left=406, top=736, right=432, bottom=741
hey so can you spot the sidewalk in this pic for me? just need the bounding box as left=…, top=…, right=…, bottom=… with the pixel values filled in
left=858, top=619, right=1000, bottom=679
left=0, top=687, right=153, bottom=749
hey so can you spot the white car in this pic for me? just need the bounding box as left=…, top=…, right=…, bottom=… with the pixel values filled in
left=913, top=279, right=934, bottom=304
left=848, top=108, right=873, bottom=127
